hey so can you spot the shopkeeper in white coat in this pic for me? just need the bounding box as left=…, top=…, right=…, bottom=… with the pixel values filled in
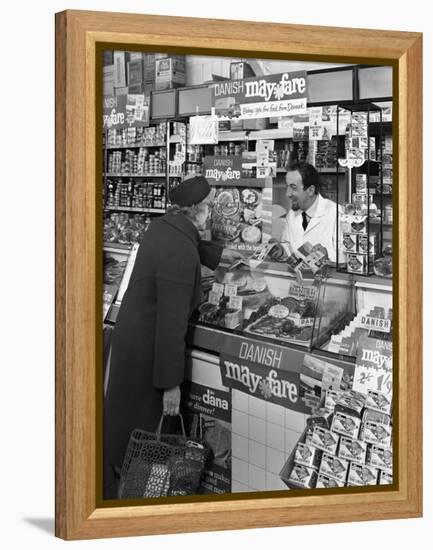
left=270, top=161, right=338, bottom=262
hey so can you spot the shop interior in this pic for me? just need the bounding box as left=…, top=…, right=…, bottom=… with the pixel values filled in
left=103, top=52, right=393, bottom=495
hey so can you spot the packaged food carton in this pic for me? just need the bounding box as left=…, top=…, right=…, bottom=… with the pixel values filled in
left=331, top=411, right=361, bottom=439
left=319, top=452, right=349, bottom=483
left=338, top=436, right=367, bottom=465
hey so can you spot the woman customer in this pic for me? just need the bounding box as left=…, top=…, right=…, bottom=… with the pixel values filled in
left=103, top=175, right=239, bottom=498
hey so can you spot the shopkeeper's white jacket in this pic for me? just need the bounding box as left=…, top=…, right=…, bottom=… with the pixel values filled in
left=281, top=193, right=339, bottom=262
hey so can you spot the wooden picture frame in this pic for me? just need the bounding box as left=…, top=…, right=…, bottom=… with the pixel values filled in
left=55, top=9, right=422, bottom=540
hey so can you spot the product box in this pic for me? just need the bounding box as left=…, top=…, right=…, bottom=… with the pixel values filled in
left=347, top=253, right=373, bottom=275
left=378, top=470, right=393, bottom=485
left=306, top=408, right=334, bottom=431
left=288, top=463, right=318, bottom=488
left=113, top=51, right=128, bottom=88
left=310, top=426, right=340, bottom=455
left=103, top=65, right=115, bottom=96
left=294, top=442, right=322, bottom=469
left=127, top=59, right=144, bottom=88
left=143, top=53, right=157, bottom=84
left=319, top=452, right=349, bottom=483
left=362, top=408, right=391, bottom=426
left=155, top=56, right=186, bottom=90
left=342, top=233, right=358, bottom=253
left=358, top=234, right=376, bottom=254
left=331, top=411, right=361, bottom=439
left=338, top=436, right=367, bottom=465
left=360, top=421, right=392, bottom=448
left=365, top=390, right=392, bottom=415
left=367, top=444, right=393, bottom=472
left=316, top=473, right=344, bottom=488
left=347, top=462, right=378, bottom=486
left=334, top=391, right=365, bottom=418
left=355, top=174, right=367, bottom=194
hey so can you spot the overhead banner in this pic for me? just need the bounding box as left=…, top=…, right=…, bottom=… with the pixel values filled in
left=219, top=336, right=308, bottom=412
left=212, top=71, right=308, bottom=120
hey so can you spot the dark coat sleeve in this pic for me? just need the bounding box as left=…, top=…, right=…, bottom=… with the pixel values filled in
left=198, top=240, right=223, bottom=270
left=152, top=249, right=197, bottom=390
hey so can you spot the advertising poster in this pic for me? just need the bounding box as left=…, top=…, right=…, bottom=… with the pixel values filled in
left=182, top=381, right=232, bottom=494
left=212, top=71, right=308, bottom=120
left=353, top=336, right=392, bottom=396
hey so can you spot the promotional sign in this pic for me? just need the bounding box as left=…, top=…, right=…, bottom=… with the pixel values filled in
left=212, top=71, right=307, bottom=120
left=203, top=156, right=242, bottom=184
left=189, top=115, right=219, bottom=145
left=103, top=93, right=150, bottom=129
left=220, top=337, right=309, bottom=412
left=353, top=336, right=392, bottom=396
left=182, top=381, right=231, bottom=494
left=103, top=94, right=128, bottom=129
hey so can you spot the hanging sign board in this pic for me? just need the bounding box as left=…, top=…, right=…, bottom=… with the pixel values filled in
left=212, top=71, right=308, bottom=120
left=203, top=156, right=242, bottom=184
left=189, top=115, right=219, bottom=144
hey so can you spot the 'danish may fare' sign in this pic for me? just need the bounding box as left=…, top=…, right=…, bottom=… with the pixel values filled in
left=212, top=71, right=307, bottom=120
left=220, top=336, right=310, bottom=413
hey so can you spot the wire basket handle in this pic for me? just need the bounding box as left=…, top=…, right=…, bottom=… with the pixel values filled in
left=156, top=413, right=187, bottom=441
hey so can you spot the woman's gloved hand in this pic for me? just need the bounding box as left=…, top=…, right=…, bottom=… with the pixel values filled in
left=163, top=385, right=181, bottom=416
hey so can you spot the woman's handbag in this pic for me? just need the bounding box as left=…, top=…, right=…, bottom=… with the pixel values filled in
left=119, top=414, right=209, bottom=499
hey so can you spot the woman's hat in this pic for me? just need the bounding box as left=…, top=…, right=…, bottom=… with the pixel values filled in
left=169, top=175, right=211, bottom=206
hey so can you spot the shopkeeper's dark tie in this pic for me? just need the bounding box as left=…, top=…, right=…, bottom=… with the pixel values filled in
left=302, top=211, right=309, bottom=231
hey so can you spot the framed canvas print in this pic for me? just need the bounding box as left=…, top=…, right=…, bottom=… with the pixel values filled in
left=55, top=10, right=422, bottom=540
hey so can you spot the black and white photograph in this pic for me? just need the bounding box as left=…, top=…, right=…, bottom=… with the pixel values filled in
left=101, top=52, right=394, bottom=500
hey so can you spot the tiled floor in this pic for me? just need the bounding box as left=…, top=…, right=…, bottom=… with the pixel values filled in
left=231, top=389, right=306, bottom=492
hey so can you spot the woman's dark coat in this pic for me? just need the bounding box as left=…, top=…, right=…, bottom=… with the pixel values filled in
left=103, top=212, right=221, bottom=495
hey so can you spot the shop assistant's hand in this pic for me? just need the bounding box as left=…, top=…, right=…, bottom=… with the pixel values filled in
left=220, top=248, right=244, bottom=265
left=268, top=238, right=288, bottom=262
left=163, top=385, right=181, bottom=416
